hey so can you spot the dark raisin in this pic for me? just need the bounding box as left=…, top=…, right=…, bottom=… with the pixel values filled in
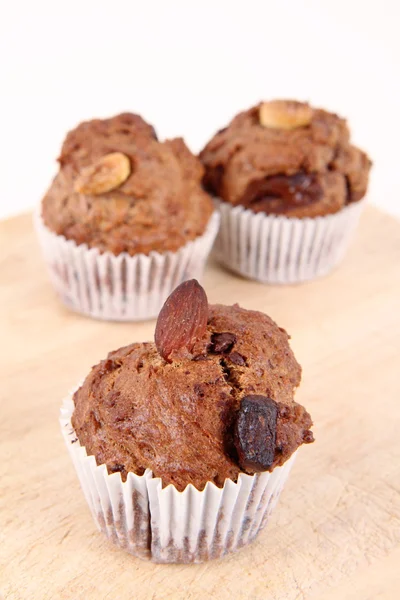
left=228, top=352, right=246, bottom=366
left=240, top=172, right=323, bottom=214
left=234, top=395, right=278, bottom=472
left=209, top=332, right=237, bottom=354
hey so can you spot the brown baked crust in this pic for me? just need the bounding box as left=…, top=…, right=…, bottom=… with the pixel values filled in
left=42, top=113, right=214, bottom=255
left=199, top=101, right=372, bottom=218
left=72, top=303, right=313, bottom=491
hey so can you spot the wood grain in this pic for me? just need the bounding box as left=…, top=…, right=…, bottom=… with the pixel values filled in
left=1, top=207, right=399, bottom=600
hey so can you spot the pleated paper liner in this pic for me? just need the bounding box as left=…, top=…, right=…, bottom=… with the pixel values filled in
left=214, top=199, right=365, bottom=283
left=61, top=393, right=297, bottom=563
left=35, top=210, right=220, bottom=321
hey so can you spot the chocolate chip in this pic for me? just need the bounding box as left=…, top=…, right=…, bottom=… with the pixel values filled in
left=209, top=332, right=237, bottom=354
left=228, top=352, right=246, bottom=366
left=234, top=395, right=278, bottom=472
left=71, top=438, right=78, bottom=444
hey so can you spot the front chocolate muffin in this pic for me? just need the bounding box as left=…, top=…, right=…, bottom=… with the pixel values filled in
left=200, top=100, right=372, bottom=283
left=61, top=280, right=314, bottom=562
left=37, top=113, right=219, bottom=320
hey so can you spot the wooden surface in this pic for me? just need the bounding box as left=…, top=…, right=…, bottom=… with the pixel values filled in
left=1, top=207, right=400, bottom=600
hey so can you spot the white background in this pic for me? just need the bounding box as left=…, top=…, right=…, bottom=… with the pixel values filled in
left=0, top=0, right=399, bottom=220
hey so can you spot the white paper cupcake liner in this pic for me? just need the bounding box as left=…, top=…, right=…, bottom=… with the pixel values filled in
left=61, top=392, right=297, bottom=563
left=34, top=210, right=220, bottom=321
left=213, top=199, right=365, bottom=283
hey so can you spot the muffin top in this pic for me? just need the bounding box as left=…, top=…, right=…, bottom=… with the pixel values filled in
left=42, top=113, right=214, bottom=255
left=200, top=100, right=372, bottom=218
left=72, top=280, right=313, bottom=491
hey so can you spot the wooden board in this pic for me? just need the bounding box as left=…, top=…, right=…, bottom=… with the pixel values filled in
left=1, top=206, right=400, bottom=600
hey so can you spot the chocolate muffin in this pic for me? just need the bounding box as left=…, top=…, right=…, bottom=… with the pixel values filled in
left=43, top=113, right=214, bottom=255
left=200, top=100, right=371, bottom=218
left=62, top=280, right=313, bottom=562
left=72, top=285, right=312, bottom=491
left=36, top=113, right=219, bottom=320
left=200, top=100, right=371, bottom=283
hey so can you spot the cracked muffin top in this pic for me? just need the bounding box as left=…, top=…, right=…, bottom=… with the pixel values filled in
left=72, top=280, right=313, bottom=491
left=200, top=100, right=372, bottom=218
left=41, top=113, right=214, bottom=255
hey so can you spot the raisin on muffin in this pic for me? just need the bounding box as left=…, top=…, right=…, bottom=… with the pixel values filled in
left=72, top=280, right=313, bottom=491
left=200, top=100, right=371, bottom=218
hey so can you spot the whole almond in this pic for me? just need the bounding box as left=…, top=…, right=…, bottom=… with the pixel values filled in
left=155, top=280, right=208, bottom=362
left=74, top=152, right=131, bottom=195
left=259, top=100, right=313, bottom=130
